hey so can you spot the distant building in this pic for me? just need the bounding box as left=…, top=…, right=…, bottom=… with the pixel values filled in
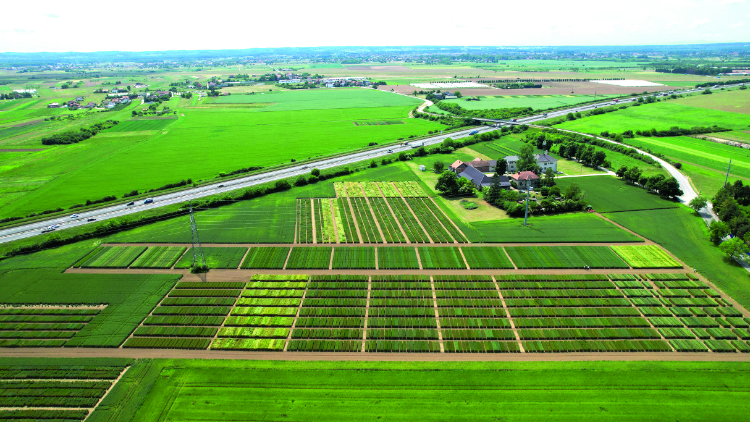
left=278, top=79, right=302, bottom=84
left=47, top=102, right=59, bottom=108
left=504, top=153, right=557, bottom=173
left=468, top=158, right=497, bottom=173
left=419, top=165, right=426, bottom=172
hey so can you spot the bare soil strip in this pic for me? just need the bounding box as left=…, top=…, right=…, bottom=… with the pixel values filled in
left=458, top=247, right=470, bottom=270
left=2, top=348, right=749, bottom=362
left=236, top=248, right=251, bottom=270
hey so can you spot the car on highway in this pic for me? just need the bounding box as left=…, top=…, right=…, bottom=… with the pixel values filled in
left=41, top=228, right=54, bottom=233
left=511, top=119, right=518, bottom=122
left=70, top=214, right=78, bottom=218
left=126, top=201, right=135, bottom=206
left=469, top=130, right=479, bottom=135
left=87, top=218, right=97, bottom=222
left=52, top=224, right=60, bottom=229
left=144, top=198, right=154, bottom=204
left=217, top=185, right=225, bottom=188
left=387, top=149, right=393, bottom=153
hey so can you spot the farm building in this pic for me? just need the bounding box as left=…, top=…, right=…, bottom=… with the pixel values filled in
left=504, top=153, right=558, bottom=173
left=469, top=158, right=497, bottom=172
left=510, top=171, right=540, bottom=189
left=47, top=102, right=59, bottom=108
left=450, top=160, right=468, bottom=174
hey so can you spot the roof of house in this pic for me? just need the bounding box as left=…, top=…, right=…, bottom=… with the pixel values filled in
left=505, top=155, right=519, bottom=161
left=450, top=160, right=466, bottom=169
left=459, top=166, right=493, bottom=187
left=467, top=159, right=497, bottom=169
left=510, top=171, right=540, bottom=181
left=536, top=153, right=557, bottom=163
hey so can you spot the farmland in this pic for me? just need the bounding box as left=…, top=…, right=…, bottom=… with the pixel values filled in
left=212, top=88, right=422, bottom=111
left=556, top=176, right=680, bottom=213
left=441, top=94, right=619, bottom=111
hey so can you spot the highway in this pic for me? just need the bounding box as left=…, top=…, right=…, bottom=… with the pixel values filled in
left=0, top=82, right=741, bottom=245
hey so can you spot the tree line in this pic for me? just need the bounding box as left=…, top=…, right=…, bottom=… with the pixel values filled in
left=41, top=120, right=119, bottom=145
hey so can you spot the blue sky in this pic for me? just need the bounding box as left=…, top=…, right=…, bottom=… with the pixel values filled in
left=1, top=0, right=748, bottom=52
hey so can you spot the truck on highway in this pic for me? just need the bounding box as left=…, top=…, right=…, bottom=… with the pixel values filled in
left=409, top=142, right=425, bottom=148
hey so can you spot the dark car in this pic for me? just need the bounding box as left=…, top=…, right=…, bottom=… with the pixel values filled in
left=126, top=201, right=135, bottom=206
left=87, top=218, right=97, bottom=222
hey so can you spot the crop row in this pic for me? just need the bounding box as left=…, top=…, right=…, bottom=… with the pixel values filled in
left=332, top=247, right=375, bottom=269
left=210, top=338, right=285, bottom=350
left=0, top=308, right=100, bottom=315
left=286, top=247, right=332, bottom=269
left=505, top=246, right=628, bottom=269
left=361, top=181, right=383, bottom=198
left=314, top=198, right=336, bottom=243
left=462, top=247, right=513, bottom=269
left=523, top=340, right=672, bottom=352
left=508, top=307, right=641, bottom=318
left=0, top=323, right=86, bottom=331
left=0, top=331, right=75, bottom=339
left=247, top=281, right=308, bottom=289
left=350, top=197, right=381, bottom=243
left=224, top=316, right=295, bottom=327
left=230, top=307, right=297, bottom=316
left=514, top=317, right=650, bottom=328
left=334, top=198, right=357, bottom=243
left=299, top=307, right=366, bottom=317
left=295, top=317, right=364, bottom=328
left=0, top=366, right=125, bottom=380
left=517, top=328, right=659, bottom=340
left=393, top=181, right=427, bottom=197
left=369, top=197, right=406, bottom=243
left=236, top=298, right=301, bottom=307
left=151, top=306, right=230, bottom=316
left=375, top=182, right=400, bottom=197
left=505, top=298, right=633, bottom=307
left=443, top=341, right=521, bottom=353
left=441, top=329, right=516, bottom=340
left=501, top=289, right=624, bottom=299
left=130, top=246, right=186, bottom=269
left=0, top=340, right=66, bottom=347
left=387, top=198, right=429, bottom=243
left=0, top=396, right=100, bottom=408
left=241, top=247, right=289, bottom=269
left=406, top=198, right=454, bottom=243
left=161, top=297, right=236, bottom=306
left=291, top=329, right=363, bottom=339
left=168, top=289, right=241, bottom=298
left=296, top=198, right=313, bottom=244
left=287, top=340, right=362, bottom=352
left=133, top=326, right=217, bottom=337
left=497, top=281, right=616, bottom=290
left=217, top=327, right=290, bottom=338
left=419, top=247, right=465, bottom=269
left=241, top=289, right=304, bottom=298
left=78, top=246, right=147, bottom=268
left=440, top=318, right=512, bottom=329
left=367, top=329, right=438, bottom=340
left=377, top=247, right=420, bottom=269
left=0, top=315, right=94, bottom=323
left=365, top=340, right=441, bottom=352
left=143, top=316, right=225, bottom=326
left=421, top=198, right=469, bottom=243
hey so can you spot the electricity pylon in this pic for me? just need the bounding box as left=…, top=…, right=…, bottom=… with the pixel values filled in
left=189, top=200, right=207, bottom=271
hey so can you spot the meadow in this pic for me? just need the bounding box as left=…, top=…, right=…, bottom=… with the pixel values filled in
left=91, top=359, right=750, bottom=422
left=671, top=89, right=750, bottom=115
left=442, top=94, right=619, bottom=111
left=556, top=176, right=679, bottom=213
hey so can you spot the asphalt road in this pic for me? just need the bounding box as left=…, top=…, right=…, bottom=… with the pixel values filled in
left=0, top=83, right=741, bottom=244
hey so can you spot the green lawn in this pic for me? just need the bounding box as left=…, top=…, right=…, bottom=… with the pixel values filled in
left=213, top=88, right=422, bottom=111
left=604, top=206, right=750, bottom=311
left=462, top=213, right=643, bottom=243
left=442, top=94, right=619, bottom=111
left=0, top=270, right=178, bottom=347
left=90, top=359, right=750, bottom=422
left=556, top=176, right=679, bottom=213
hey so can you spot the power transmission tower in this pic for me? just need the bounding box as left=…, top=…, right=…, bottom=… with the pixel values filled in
left=189, top=200, right=207, bottom=271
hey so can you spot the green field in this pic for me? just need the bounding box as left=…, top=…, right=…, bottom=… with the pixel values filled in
left=671, top=89, right=750, bottom=115
left=89, top=359, right=750, bottom=422
left=105, top=118, right=177, bottom=132
left=442, top=94, right=619, bottom=111
left=462, top=213, right=643, bottom=243
left=79, top=246, right=146, bottom=268
left=505, top=246, right=629, bottom=269
left=0, top=270, right=178, bottom=347
left=129, top=246, right=186, bottom=269
left=213, top=88, right=422, bottom=111
left=556, top=176, right=680, bottom=213
left=173, top=247, right=247, bottom=269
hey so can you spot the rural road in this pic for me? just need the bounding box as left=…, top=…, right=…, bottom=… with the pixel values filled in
left=0, top=83, right=741, bottom=245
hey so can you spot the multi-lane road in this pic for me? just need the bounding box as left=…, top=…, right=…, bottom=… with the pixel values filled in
left=0, top=83, right=741, bottom=244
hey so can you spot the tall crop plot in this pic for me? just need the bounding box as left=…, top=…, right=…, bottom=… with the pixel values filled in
left=214, top=275, right=308, bottom=351
left=314, top=199, right=336, bottom=243
left=612, top=245, right=682, bottom=268
left=290, top=275, right=366, bottom=352
left=461, top=247, right=513, bottom=269
left=286, top=247, right=333, bottom=269
left=361, top=182, right=383, bottom=198
left=349, top=198, right=383, bottom=243
left=0, top=307, right=102, bottom=348
left=334, top=198, right=359, bottom=243
left=345, top=182, right=365, bottom=197
left=377, top=182, right=401, bottom=197
left=387, top=198, right=429, bottom=243
left=333, top=182, right=347, bottom=198
left=0, top=362, right=128, bottom=421
left=128, top=282, right=245, bottom=349
left=377, top=247, right=420, bottom=269
left=80, top=246, right=146, bottom=268
left=406, top=198, right=454, bottom=243
left=174, top=247, right=248, bottom=269
left=366, top=275, right=440, bottom=353
left=505, top=246, right=628, bottom=269
left=332, top=247, right=375, bottom=269
left=296, top=199, right=314, bottom=243
left=421, top=198, right=468, bottom=243
left=241, top=247, right=290, bottom=269
left=130, top=246, right=186, bottom=269
left=394, top=181, right=427, bottom=197
left=418, top=247, right=467, bottom=269
left=368, top=198, right=406, bottom=243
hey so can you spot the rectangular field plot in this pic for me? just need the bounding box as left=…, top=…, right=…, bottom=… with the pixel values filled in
left=78, top=246, right=146, bottom=268
left=386, top=198, right=430, bottom=243
left=611, top=245, right=682, bottom=268
left=332, top=247, right=375, bottom=269
left=406, top=198, right=457, bottom=243
left=368, top=197, right=406, bottom=243
left=418, top=247, right=467, bottom=269
left=462, top=247, right=513, bottom=269
left=0, top=306, right=102, bottom=348
left=0, top=362, right=128, bottom=421
left=393, top=181, right=427, bottom=197
left=125, top=282, right=244, bottom=349
left=314, top=199, right=336, bottom=243
left=296, top=199, right=314, bottom=244
left=173, top=247, right=248, bottom=269
left=240, top=247, right=290, bottom=269
left=377, top=247, right=420, bottom=269
left=349, top=197, right=383, bottom=243
left=286, top=247, right=333, bottom=269
left=505, top=246, right=628, bottom=269
left=334, top=198, right=359, bottom=243
left=130, top=246, right=186, bottom=269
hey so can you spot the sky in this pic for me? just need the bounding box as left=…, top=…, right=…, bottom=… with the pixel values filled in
left=1, top=0, right=749, bottom=53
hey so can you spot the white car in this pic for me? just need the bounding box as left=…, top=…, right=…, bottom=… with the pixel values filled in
left=70, top=214, right=78, bottom=218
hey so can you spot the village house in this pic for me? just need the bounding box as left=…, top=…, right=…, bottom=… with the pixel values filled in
left=504, top=153, right=558, bottom=173
left=459, top=166, right=494, bottom=190
left=47, top=102, right=59, bottom=108
left=450, top=160, right=468, bottom=174
left=509, top=171, right=541, bottom=189
left=468, top=158, right=497, bottom=172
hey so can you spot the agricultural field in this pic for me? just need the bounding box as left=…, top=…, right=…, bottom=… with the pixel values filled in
left=104, top=117, right=177, bottom=132
left=671, top=89, right=750, bottom=115
left=212, top=88, right=422, bottom=111
left=76, top=246, right=146, bottom=268
left=173, top=247, right=247, bottom=269
left=441, top=94, right=619, bottom=111
left=612, top=245, right=682, bottom=268
left=505, top=246, right=630, bottom=269
left=240, top=247, right=289, bottom=269
left=129, top=246, right=186, bottom=269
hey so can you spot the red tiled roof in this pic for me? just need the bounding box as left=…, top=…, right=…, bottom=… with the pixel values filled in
left=510, top=171, right=540, bottom=180
left=450, top=160, right=465, bottom=169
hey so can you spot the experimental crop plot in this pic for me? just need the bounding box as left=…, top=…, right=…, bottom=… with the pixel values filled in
left=78, top=246, right=147, bottom=268
left=241, top=247, right=290, bottom=269
left=130, top=246, right=187, bottom=269
left=286, top=247, right=333, bottom=269
left=461, top=247, right=514, bottom=269
left=505, top=246, right=628, bottom=269
left=332, top=247, right=376, bottom=269
left=418, top=247, right=467, bottom=269
left=0, top=306, right=103, bottom=347
left=377, top=247, right=420, bottom=269
left=611, top=245, right=682, bottom=268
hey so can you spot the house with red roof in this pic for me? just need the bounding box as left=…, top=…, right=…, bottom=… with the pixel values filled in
left=509, top=171, right=540, bottom=189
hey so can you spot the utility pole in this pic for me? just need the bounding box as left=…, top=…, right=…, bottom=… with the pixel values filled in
left=189, top=200, right=207, bottom=272
left=724, top=159, right=732, bottom=187
left=523, top=184, right=530, bottom=227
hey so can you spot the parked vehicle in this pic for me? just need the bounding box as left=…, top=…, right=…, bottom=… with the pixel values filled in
left=511, top=119, right=518, bottom=122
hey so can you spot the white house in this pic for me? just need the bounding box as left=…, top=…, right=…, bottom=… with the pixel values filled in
left=504, top=153, right=558, bottom=173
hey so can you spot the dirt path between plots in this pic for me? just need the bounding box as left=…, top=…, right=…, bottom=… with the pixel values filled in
left=1, top=348, right=749, bottom=362
left=104, top=242, right=647, bottom=248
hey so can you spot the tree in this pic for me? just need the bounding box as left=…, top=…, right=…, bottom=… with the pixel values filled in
left=294, top=176, right=307, bottom=186
left=688, top=196, right=708, bottom=212
left=495, top=158, right=508, bottom=176
left=657, top=177, right=683, bottom=198
left=484, top=174, right=502, bottom=204
left=563, top=182, right=583, bottom=201
left=549, top=186, right=562, bottom=197
left=542, top=167, right=555, bottom=187
left=441, top=137, right=455, bottom=151
left=369, top=160, right=377, bottom=168
left=709, top=220, right=730, bottom=244
left=516, top=144, right=537, bottom=172
left=624, top=167, right=642, bottom=185
left=616, top=166, right=628, bottom=178
left=454, top=91, right=463, bottom=98
left=457, top=178, right=474, bottom=195
left=435, top=171, right=461, bottom=196
left=702, top=88, right=712, bottom=95
left=433, top=161, right=445, bottom=173
left=719, top=237, right=749, bottom=261
left=592, top=151, right=607, bottom=168
left=310, top=168, right=320, bottom=177
left=398, top=152, right=408, bottom=161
